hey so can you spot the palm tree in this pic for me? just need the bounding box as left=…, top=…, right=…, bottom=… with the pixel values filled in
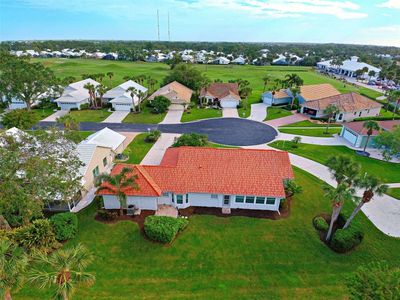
left=126, top=87, right=138, bottom=113
left=324, top=183, right=355, bottom=240
left=29, top=244, right=95, bottom=300
left=289, top=86, right=300, bottom=109
left=326, top=155, right=361, bottom=187
left=83, top=83, right=96, bottom=108
left=123, top=75, right=132, bottom=82
left=390, top=90, right=400, bottom=120
left=95, top=167, right=139, bottom=215
left=368, top=70, right=376, bottom=81
left=96, top=73, right=105, bottom=83
left=284, top=179, right=302, bottom=198
left=239, top=86, right=252, bottom=112
left=106, top=72, right=114, bottom=86
left=96, top=84, right=108, bottom=107
left=262, top=75, right=271, bottom=92
left=343, top=175, right=388, bottom=229
left=323, top=104, right=339, bottom=134
left=57, top=114, right=79, bottom=131
left=136, top=90, right=146, bottom=113
left=284, top=73, right=303, bottom=88
left=362, top=121, right=380, bottom=153
left=0, top=240, right=28, bottom=300
left=81, top=74, right=90, bottom=80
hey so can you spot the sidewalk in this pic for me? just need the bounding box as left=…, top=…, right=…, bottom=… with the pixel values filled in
left=222, top=107, right=239, bottom=118
left=160, top=105, right=184, bottom=124
left=41, top=110, right=68, bottom=122
left=102, top=111, right=129, bottom=123
left=264, top=112, right=307, bottom=127
left=141, top=133, right=181, bottom=165
left=248, top=103, right=267, bottom=122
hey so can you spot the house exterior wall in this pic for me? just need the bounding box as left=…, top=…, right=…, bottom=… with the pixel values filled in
left=57, top=99, right=89, bottom=111
left=301, top=106, right=381, bottom=122
left=340, top=127, right=377, bottom=148
left=102, top=195, right=157, bottom=210
left=262, top=92, right=292, bottom=105
left=112, top=103, right=132, bottom=111
left=220, top=95, right=240, bottom=108
left=9, top=101, right=28, bottom=110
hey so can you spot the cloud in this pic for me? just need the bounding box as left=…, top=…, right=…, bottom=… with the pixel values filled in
left=377, top=0, right=400, bottom=9
left=356, top=25, right=400, bottom=47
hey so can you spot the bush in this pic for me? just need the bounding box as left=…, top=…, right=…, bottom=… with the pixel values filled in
left=313, top=216, right=329, bottom=231
left=1, top=109, right=38, bottom=129
left=97, top=209, right=118, bottom=221
left=173, top=133, right=208, bottom=147
left=145, top=130, right=161, bottom=143
left=70, top=107, right=78, bottom=111
left=50, top=212, right=78, bottom=241
left=330, top=225, right=364, bottom=253
left=144, top=216, right=188, bottom=244
left=150, top=96, right=171, bottom=114
left=13, top=219, right=57, bottom=252
left=80, top=103, right=90, bottom=110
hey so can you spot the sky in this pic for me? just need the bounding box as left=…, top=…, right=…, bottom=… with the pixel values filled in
left=0, top=0, right=399, bottom=46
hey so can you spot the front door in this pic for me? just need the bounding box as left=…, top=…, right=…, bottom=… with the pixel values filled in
left=223, top=195, right=230, bottom=207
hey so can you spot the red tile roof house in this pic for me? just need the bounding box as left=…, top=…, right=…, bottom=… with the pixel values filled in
left=340, top=120, right=400, bottom=148
left=199, top=83, right=241, bottom=108
left=97, top=147, right=294, bottom=214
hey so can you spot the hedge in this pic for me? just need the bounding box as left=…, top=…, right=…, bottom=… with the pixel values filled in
left=330, top=225, right=364, bottom=253
left=13, top=219, right=57, bottom=252
left=313, top=216, right=329, bottom=231
left=50, top=212, right=78, bottom=241
left=353, top=115, right=400, bottom=121
left=144, top=216, right=188, bottom=244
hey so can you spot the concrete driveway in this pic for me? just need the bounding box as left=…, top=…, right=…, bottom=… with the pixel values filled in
left=41, top=110, right=68, bottom=122
left=102, top=111, right=129, bottom=123
left=264, top=113, right=308, bottom=127
left=249, top=103, right=267, bottom=122
left=160, top=105, right=184, bottom=124
left=223, top=108, right=239, bottom=118
left=141, top=133, right=181, bottom=165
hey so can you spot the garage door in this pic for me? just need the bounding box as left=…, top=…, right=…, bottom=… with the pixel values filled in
left=114, top=104, right=132, bottom=111
left=221, top=99, right=238, bottom=108
left=342, top=128, right=358, bottom=145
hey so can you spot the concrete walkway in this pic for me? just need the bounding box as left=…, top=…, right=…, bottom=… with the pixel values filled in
left=41, top=110, right=68, bottom=122
left=223, top=108, right=239, bottom=118
left=276, top=132, right=343, bottom=145
left=248, top=103, right=268, bottom=122
left=101, top=111, right=129, bottom=123
left=141, top=133, right=181, bottom=165
left=264, top=112, right=307, bottom=127
left=71, top=187, right=96, bottom=213
left=160, top=105, right=184, bottom=124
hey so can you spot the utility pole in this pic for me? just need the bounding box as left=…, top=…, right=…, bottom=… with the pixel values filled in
left=168, top=12, right=170, bottom=41
left=157, top=10, right=160, bottom=41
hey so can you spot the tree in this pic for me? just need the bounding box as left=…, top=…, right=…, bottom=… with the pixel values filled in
left=362, top=121, right=380, bottom=153
left=136, top=90, right=146, bottom=113
left=62, top=76, right=76, bottom=86
left=355, top=69, right=364, bottom=81
left=368, top=70, right=376, bottom=80
left=0, top=239, right=29, bottom=300
left=96, top=167, right=139, bottom=215
left=346, top=262, right=400, bottom=300
left=343, top=174, right=388, bottom=229
left=1, top=109, right=38, bottom=130
left=96, top=84, right=108, bottom=107
left=29, top=243, right=95, bottom=300
left=326, top=155, right=361, bottom=187
left=375, top=125, right=400, bottom=161
left=323, top=183, right=355, bottom=240
left=150, top=96, right=171, bottom=113
left=284, top=73, right=303, bottom=88
left=106, top=72, right=114, bottom=85
left=96, top=73, right=105, bottom=82
left=283, top=179, right=302, bottom=198
left=126, top=86, right=138, bottom=113
left=323, top=104, right=339, bottom=134
left=56, top=114, right=79, bottom=131
left=262, top=75, right=271, bottom=92
left=165, top=52, right=183, bottom=69
left=163, top=63, right=206, bottom=92
left=173, top=133, right=208, bottom=147
left=83, top=83, right=96, bottom=108
left=289, top=86, right=300, bottom=109
left=389, top=90, right=400, bottom=120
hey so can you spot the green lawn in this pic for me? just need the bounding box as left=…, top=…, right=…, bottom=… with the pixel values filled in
left=386, top=188, right=400, bottom=200
left=17, top=167, right=400, bottom=299
left=269, top=141, right=400, bottom=183
left=122, top=102, right=166, bottom=124
left=283, top=120, right=342, bottom=128
left=181, top=107, right=222, bottom=123
left=265, top=106, right=292, bottom=121
left=31, top=107, right=57, bottom=120
left=206, top=142, right=239, bottom=148
left=69, top=109, right=111, bottom=122
left=121, top=133, right=155, bottom=164
left=278, top=127, right=342, bottom=137
left=75, top=131, right=95, bottom=142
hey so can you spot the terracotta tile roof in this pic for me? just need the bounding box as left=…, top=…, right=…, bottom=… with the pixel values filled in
left=200, top=83, right=241, bottom=101
left=148, top=81, right=193, bottom=104
left=301, top=92, right=382, bottom=113
left=344, top=120, right=400, bottom=136
left=273, top=89, right=290, bottom=99
left=98, top=147, right=294, bottom=198
left=300, top=84, right=341, bottom=101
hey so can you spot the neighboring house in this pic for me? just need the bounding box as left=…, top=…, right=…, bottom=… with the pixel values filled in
left=103, top=80, right=148, bottom=111
left=2, top=89, right=55, bottom=110
left=272, top=54, right=288, bottom=65
left=148, top=81, right=193, bottom=106
left=232, top=56, right=246, bottom=65
left=300, top=92, right=382, bottom=122
left=297, top=84, right=341, bottom=104
left=98, top=147, right=294, bottom=213
left=262, top=89, right=293, bottom=105
left=199, top=82, right=241, bottom=108
left=340, top=120, right=400, bottom=148
left=55, top=78, right=100, bottom=111
left=214, top=57, right=230, bottom=65
left=317, top=56, right=381, bottom=79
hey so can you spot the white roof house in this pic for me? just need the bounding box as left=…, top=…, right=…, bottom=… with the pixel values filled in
left=214, top=57, right=230, bottom=65
left=232, top=56, right=246, bottom=65
left=103, top=80, right=147, bottom=111
left=317, top=56, right=381, bottom=79
left=83, top=127, right=126, bottom=151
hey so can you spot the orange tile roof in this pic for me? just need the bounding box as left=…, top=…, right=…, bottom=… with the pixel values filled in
left=300, top=84, right=341, bottom=101
left=148, top=81, right=193, bottom=104
left=98, top=147, right=294, bottom=198
left=200, top=83, right=241, bottom=101
left=273, top=89, right=290, bottom=98
left=344, top=120, right=400, bottom=136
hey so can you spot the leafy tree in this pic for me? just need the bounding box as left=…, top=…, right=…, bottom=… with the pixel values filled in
left=173, top=133, right=208, bottom=147
left=1, top=109, right=38, bottom=129
left=375, top=125, right=400, bottom=161
left=163, top=63, right=206, bottom=92
left=165, top=52, right=183, bottom=69
left=0, top=239, right=29, bottom=300
left=29, top=244, right=95, bottom=300
left=368, top=70, right=376, bottom=80
left=323, top=104, right=339, bottom=134
left=283, top=179, right=302, bottom=197
left=96, top=167, right=139, bottom=216
left=57, top=114, right=79, bottom=131
left=150, top=96, right=171, bottom=114
left=283, top=73, right=303, bottom=88
left=362, top=120, right=380, bottom=152
left=62, top=76, right=76, bottom=86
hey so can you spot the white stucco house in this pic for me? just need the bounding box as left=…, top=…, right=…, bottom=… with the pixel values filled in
left=98, top=147, right=294, bottom=214
left=54, top=78, right=100, bottom=111
left=232, top=56, right=246, bottom=65
left=199, top=82, right=241, bottom=108
left=214, top=56, right=230, bottom=65
left=103, top=80, right=148, bottom=111
left=317, top=56, right=381, bottom=79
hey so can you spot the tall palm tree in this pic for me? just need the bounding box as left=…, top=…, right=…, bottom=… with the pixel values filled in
left=284, top=73, right=303, bottom=88
left=123, top=75, right=132, bottom=82
left=362, top=121, right=380, bottom=152
left=83, top=83, right=95, bottom=108
left=0, top=240, right=28, bottom=300
left=324, top=183, right=355, bottom=240
left=95, top=167, right=139, bottom=215
left=239, top=86, right=252, bottom=112
left=136, top=90, right=146, bottom=113
left=289, top=86, right=300, bottom=109
left=106, top=72, right=114, bottom=86
left=29, top=243, right=95, bottom=300
left=343, top=175, right=388, bottom=229
left=57, top=114, right=79, bottom=131
left=96, top=73, right=105, bottom=83
left=326, top=155, right=361, bottom=187
left=96, top=84, right=108, bottom=107
left=126, top=87, right=138, bottom=113
left=262, top=75, right=271, bottom=92
left=324, top=104, right=339, bottom=134
left=390, top=90, right=400, bottom=120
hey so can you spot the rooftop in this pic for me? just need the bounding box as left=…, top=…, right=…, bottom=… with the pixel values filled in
left=148, top=81, right=193, bottom=104
left=200, top=82, right=241, bottom=101
left=300, top=84, right=341, bottom=101
left=344, top=120, right=400, bottom=136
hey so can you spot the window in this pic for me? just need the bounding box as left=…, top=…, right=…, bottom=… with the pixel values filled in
left=103, top=157, right=107, bottom=167
left=186, top=194, right=189, bottom=203
left=245, top=196, right=255, bottom=204
left=162, top=192, right=169, bottom=197
left=235, top=196, right=244, bottom=203
left=354, top=112, right=356, bottom=115
left=266, top=197, right=275, bottom=205
left=223, top=195, right=230, bottom=205
left=176, top=195, right=183, bottom=204
left=359, top=112, right=362, bottom=116
left=211, top=194, right=218, bottom=199
left=92, top=166, right=99, bottom=178
left=256, top=197, right=265, bottom=204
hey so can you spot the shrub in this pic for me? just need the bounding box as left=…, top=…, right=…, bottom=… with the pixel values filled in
left=50, top=212, right=78, bottom=241
left=173, top=133, right=208, bottom=147
left=145, top=130, right=161, bottom=143
left=330, top=225, right=364, bottom=253
left=1, top=109, right=38, bottom=129
left=150, top=96, right=171, bottom=114
left=144, top=216, right=188, bottom=244
left=13, top=219, right=57, bottom=252
left=97, top=209, right=118, bottom=221
left=313, top=216, right=329, bottom=231
left=80, top=103, right=90, bottom=110
left=70, top=107, right=78, bottom=111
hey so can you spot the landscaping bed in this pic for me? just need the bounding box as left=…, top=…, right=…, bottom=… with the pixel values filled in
left=278, top=127, right=342, bottom=137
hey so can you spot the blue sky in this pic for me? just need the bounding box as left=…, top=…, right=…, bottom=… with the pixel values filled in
left=0, top=0, right=399, bottom=46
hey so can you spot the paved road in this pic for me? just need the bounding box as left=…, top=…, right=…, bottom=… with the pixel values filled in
left=37, top=117, right=278, bottom=146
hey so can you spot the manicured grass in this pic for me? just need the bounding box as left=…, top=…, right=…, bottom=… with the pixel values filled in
left=31, top=107, right=57, bottom=120
left=386, top=188, right=400, bottom=200
left=265, top=106, right=292, bottom=121
left=181, top=107, right=222, bottom=123
left=121, top=133, right=155, bottom=164
left=206, top=142, right=239, bottom=148
left=75, top=131, right=95, bottom=142
left=122, top=102, right=166, bottom=124
left=269, top=141, right=400, bottom=183
left=16, top=167, right=400, bottom=299
left=278, top=127, right=342, bottom=137
left=70, top=109, right=111, bottom=122
left=283, top=120, right=342, bottom=128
